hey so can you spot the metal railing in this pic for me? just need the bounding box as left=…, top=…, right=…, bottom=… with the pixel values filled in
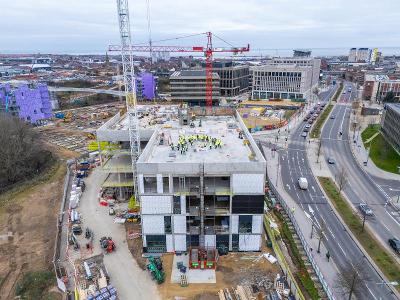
left=269, top=183, right=335, bottom=300
left=258, top=141, right=334, bottom=299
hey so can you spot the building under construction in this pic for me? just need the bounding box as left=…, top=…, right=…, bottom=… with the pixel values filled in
left=136, top=107, right=266, bottom=253
left=96, top=106, right=266, bottom=253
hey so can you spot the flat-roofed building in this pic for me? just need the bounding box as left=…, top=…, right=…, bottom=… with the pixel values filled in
left=251, top=64, right=315, bottom=101
left=381, top=103, right=400, bottom=153
left=136, top=108, right=266, bottom=253
left=170, top=70, right=220, bottom=106
left=208, top=61, right=249, bottom=97
left=363, top=74, right=400, bottom=103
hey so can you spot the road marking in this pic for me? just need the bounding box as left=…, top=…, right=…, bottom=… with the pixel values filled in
left=311, top=186, right=316, bottom=193
left=286, top=184, right=291, bottom=190
left=337, top=242, right=347, bottom=257
left=386, top=209, right=400, bottom=227
left=327, top=227, right=336, bottom=239
left=366, top=286, right=378, bottom=300
left=339, top=106, right=348, bottom=137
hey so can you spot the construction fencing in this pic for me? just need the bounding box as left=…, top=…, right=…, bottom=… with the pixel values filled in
left=53, top=160, right=74, bottom=292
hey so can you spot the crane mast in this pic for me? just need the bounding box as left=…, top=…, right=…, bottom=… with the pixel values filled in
left=116, top=0, right=140, bottom=201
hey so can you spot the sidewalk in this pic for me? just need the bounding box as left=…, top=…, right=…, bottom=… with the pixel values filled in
left=263, top=144, right=341, bottom=299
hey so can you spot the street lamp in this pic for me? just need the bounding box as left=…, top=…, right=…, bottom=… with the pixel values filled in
left=376, top=281, right=398, bottom=300
left=304, top=205, right=325, bottom=253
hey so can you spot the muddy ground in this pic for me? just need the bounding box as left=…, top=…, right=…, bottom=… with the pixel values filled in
left=0, top=145, right=77, bottom=300
left=157, top=244, right=280, bottom=300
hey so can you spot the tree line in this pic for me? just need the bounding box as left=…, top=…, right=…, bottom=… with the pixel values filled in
left=0, top=114, right=55, bottom=193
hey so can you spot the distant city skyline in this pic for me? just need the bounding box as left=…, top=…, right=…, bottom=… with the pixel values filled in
left=1, top=0, right=399, bottom=55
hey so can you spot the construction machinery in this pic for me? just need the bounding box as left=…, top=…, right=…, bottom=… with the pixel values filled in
left=146, top=256, right=165, bottom=284
left=100, top=236, right=116, bottom=253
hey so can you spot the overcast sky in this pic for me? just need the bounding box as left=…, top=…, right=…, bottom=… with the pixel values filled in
left=1, top=0, right=399, bottom=55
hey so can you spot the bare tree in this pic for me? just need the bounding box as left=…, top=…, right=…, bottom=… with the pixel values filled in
left=316, top=139, right=322, bottom=163
left=335, top=260, right=370, bottom=300
left=0, top=114, right=54, bottom=193
left=316, top=219, right=326, bottom=253
left=337, top=167, right=348, bottom=192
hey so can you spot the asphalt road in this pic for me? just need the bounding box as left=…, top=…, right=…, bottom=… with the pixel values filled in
left=322, top=82, right=400, bottom=258
left=277, top=86, right=397, bottom=299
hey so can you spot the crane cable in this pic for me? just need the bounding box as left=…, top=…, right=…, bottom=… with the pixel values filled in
left=146, top=0, right=153, bottom=66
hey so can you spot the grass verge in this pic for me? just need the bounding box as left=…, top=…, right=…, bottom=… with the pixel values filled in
left=361, top=124, right=381, bottom=144
left=15, top=270, right=56, bottom=299
left=310, top=83, right=343, bottom=138
left=274, top=211, right=320, bottom=299
left=364, top=132, right=400, bottom=174
left=318, top=176, right=400, bottom=291
left=310, top=104, right=334, bottom=138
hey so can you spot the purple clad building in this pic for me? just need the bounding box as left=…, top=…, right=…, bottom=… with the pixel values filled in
left=0, top=83, right=53, bottom=124
left=136, top=72, right=156, bottom=100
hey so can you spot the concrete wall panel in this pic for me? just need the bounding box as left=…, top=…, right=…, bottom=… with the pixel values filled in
left=239, top=234, right=261, bottom=251
left=231, top=215, right=239, bottom=234
left=141, top=195, right=172, bottom=214
left=252, top=215, right=263, bottom=234
left=142, top=215, right=165, bottom=234
left=232, top=173, right=264, bottom=194
left=173, top=215, right=186, bottom=234
left=166, top=234, right=174, bottom=252
left=174, top=235, right=186, bottom=251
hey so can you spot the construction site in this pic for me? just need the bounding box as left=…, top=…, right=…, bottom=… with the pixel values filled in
left=23, top=0, right=313, bottom=299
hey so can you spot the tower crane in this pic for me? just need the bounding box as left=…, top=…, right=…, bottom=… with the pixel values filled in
left=113, top=0, right=249, bottom=204
left=109, top=32, right=250, bottom=108
left=115, top=0, right=140, bottom=202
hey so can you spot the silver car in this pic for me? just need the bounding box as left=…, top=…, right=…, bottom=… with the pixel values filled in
left=358, top=203, right=373, bottom=216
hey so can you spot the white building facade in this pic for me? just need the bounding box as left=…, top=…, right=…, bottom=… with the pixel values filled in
left=136, top=110, right=266, bottom=253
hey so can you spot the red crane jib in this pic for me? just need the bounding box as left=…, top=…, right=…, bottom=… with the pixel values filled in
left=108, top=32, right=250, bottom=108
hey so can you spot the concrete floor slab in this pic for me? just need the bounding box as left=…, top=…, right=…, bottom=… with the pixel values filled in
left=171, top=254, right=216, bottom=284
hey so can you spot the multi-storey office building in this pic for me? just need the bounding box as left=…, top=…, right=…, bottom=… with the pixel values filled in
left=136, top=108, right=266, bottom=253
left=381, top=103, right=400, bottom=153
left=204, top=61, right=249, bottom=97
left=170, top=70, right=220, bottom=106
left=251, top=64, right=316, bottom=100
left=268, top=57, right=321, bottom=86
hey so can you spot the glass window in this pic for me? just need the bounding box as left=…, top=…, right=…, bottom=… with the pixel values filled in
left=239, top=215, right=252, bottom=233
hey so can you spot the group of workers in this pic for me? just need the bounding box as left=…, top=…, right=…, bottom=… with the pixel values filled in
left=170, top=134, right=223, bottom=154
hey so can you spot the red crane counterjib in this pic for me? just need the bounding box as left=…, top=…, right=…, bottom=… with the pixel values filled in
left=108, top=45, right=250, bottom=54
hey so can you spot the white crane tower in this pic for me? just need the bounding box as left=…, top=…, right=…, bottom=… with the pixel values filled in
left=115, top=0, right=140, bottom=201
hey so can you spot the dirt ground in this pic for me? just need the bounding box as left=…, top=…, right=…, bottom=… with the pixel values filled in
left=0, top=152, right=69, bottom=299
left=157, top=244, right=280, bottom=300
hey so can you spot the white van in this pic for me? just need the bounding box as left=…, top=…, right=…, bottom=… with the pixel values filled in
left=298, top=177, right=308, bottom=190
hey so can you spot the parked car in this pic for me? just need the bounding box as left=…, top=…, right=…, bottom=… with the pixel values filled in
left=301, top=132, right=307, bottom=138
left=303, top=127, right=309, bottom=132
left=358, top=203, right=373, bottom=216
left=308, top=120, right=313, bottom=124
left=327, top=157, right=335, bottom=164
left=330, top=115, right=336, bottom=119
left=305, top=124, right=312, bottom=129
left=388, top=238, right=400, bottom=254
